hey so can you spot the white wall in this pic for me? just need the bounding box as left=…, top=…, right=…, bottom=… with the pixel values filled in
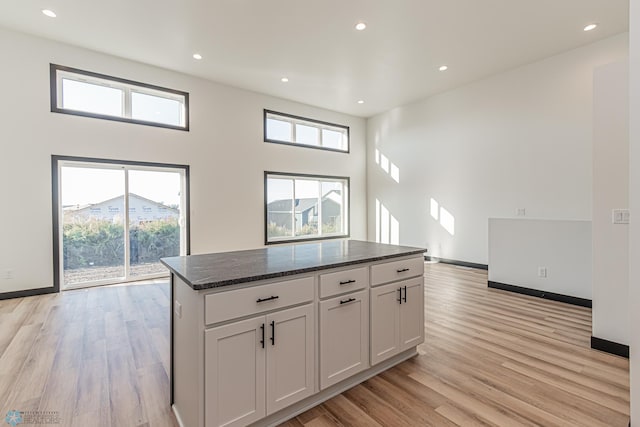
left=0, top=27, right=367, bottom=294
left=488, top=219, right=592, bottom=300
left=367, top=34, right=628, bottom=265
left=629, top=0, right=640, bottom=423
left=592, top=60, right=629, bottom=345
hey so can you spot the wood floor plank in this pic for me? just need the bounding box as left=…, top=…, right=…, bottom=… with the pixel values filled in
left=418, top=333, right=628, bottom=427
left=502, top=360, right=630, bottom=415
left=107, top=345, right=147, bottom=426
left=302, top=414, right=339, bottom=427
left=434, top=404, right=494, bottom=427
left=360, top=375, right=458, bottom=427
left=322, top=394, right=384, bottom=427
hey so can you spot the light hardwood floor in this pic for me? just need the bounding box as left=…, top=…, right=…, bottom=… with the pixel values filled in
left=0, top=263, right=629, bottom=426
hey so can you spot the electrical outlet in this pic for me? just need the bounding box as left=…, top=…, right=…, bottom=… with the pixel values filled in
left=516, top=208, right=526, bottom=217
left=3, top=270, right=14, bottom=280
left=612, top=209, right=630, bottom=224
left=538, top=267, right=547, bottom=278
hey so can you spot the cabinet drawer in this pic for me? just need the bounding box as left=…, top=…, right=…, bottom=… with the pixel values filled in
left=370, top=256, right=424, bottom=286
left=319, top=267, right=368, bottom=298
left=205, top=276, right=314, bottom=325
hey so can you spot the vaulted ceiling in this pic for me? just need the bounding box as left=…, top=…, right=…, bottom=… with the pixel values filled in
left=0, top=0, right=629, bottom=117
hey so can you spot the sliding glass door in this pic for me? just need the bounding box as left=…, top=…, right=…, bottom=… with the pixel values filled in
left=58, top=159, right=187, bottom=289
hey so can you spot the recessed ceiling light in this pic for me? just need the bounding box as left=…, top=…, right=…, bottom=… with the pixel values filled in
left=355, top=22, right=367, bottom=31
left=192, top=53, right=203, bottom=60
left=357, top=100, right=365, bottom=104
left=281, top=77, right=289, bottom=83
left=439, top=65, right=448, bottom=71
left=42, top=9, right=57, bottom=18
left=584, top=23, right=598, bottom=32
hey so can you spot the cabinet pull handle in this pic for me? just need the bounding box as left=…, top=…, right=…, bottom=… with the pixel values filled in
left=339, top=279, right=356, bottom=285
left=397, top=287, right=403, bottom=304
left=396, top=268, right=410, bottom=273
left=270, top=320, right=275, bottom=346
left=403, top=285, right=407, bottom=303
left=260, top=323, right=265, bottom=349
left=257, top=295, right=279, bottom=303
left=340, top=297, right=356, bottom=305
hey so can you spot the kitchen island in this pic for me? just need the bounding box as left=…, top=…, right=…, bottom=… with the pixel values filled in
left=162, top=240, right=426, bottom=427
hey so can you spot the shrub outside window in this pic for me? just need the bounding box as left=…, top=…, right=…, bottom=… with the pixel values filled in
left=265, top=172, right=349, bottom=244
left=50, top=64, right=189, bottom=130
left=264, top=110, right=349, bottom=152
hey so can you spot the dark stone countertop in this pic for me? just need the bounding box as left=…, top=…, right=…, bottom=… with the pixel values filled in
left=161, top=240, right=426, bottom=290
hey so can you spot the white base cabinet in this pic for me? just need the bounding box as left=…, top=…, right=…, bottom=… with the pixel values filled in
left=171, top=253, right=424, bottom=427
left=205, top=317, right=266, bottom=427
left=371, top=276, right=424, bottom=365
left=266, top=304, right=315, bottom=414
left=205, top=304, right=314, bottom=427
left=319, top=289, right=369, bottom=389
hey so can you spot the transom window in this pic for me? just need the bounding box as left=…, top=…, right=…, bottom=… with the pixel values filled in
left=265, top=172, right=349, bottom=244
left=264, top=110, right=349, bottom=152
left=50, top=64, right=189, bottom=131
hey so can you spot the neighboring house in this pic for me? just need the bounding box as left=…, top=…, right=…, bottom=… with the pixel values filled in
left=63, top=193, right=179, bottom=225
left=267, top=190, right=342, bottom=231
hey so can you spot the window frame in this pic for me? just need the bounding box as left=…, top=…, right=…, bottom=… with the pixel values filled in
left=264, top=171, right=350, bottom=245
left=50, top=64, right=190, bottom=131
left=263, top=109, right=350, bottom=153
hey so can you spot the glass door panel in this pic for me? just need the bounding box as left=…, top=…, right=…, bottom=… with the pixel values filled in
left=61, top=167, right=126, bottom=287
left=128, top=169, right=183, bottom=278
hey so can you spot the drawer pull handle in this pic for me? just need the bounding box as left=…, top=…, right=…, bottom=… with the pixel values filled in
left=397, top=287, right=403, bottom=304
left=256, top=295, right=279, bottom=303
left=339, top=279, right=356, bottom=285
left=270, top=320, right=275, bottom=346
left=340, top=297, right=356, bottom=305
left=403, top=285, right=407, bottom=303
left=260, top=323, right=265, bottom=348
left=397, top=268, right=410, bottom=273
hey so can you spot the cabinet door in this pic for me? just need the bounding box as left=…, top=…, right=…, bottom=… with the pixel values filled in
left=266, top=304, right=315, bottom=415
left=319, top=289, right=369, bottom=389
left=370, top=282, right=401, bottom=365
left=205, top=317, right=266, bottom=427
left=400, top=278, right=425, bottom=351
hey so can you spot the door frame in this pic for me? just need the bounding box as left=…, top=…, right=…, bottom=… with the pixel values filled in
left=52, top=155, right=191, bottom=291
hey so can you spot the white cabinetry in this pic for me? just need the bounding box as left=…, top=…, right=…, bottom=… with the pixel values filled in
left=370, top=276, right=424, bottom=365
left=266, top=304, right=315, bottom=414
left=399, top=278, right=424, bottom=350
left=170, top=250, right=425, bottom=427
left=319, top=289, right=369, bottom=389
left=204, top=317, right=266, bottom=427
left=205, top=304, right=314, bottom=427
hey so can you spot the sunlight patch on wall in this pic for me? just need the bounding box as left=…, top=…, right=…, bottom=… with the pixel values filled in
left=429, top=197, right=455, bottom=236
left=374, top=149, right=400, bottom=183
left=390, top=215, right=399, bottom=245
left=430, top=198, right=439, bottom=220
left=380, top=153, right=389, bottom=173
left=375, top=199, right=380, bottom=243
left=440, top=207, right=455, bottom=236
left=375, top=198, right=399, bottom=244
left=390, top=164, right=400, bottom=183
